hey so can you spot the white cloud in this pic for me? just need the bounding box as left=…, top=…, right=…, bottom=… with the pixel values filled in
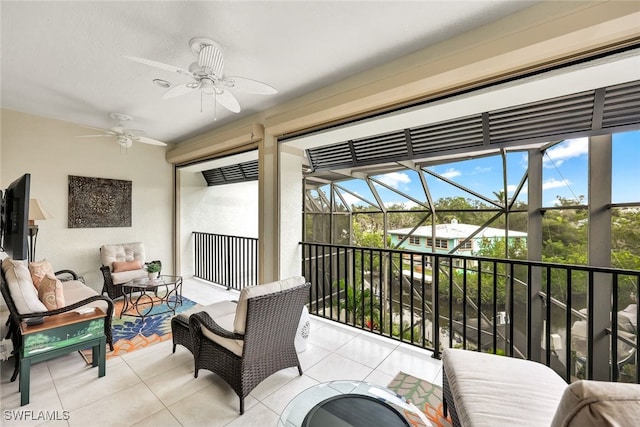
left=441, top=168, right=461, bottom=179
left=377, top=172, right=411, bottom=189
left=544, top=138, right=588, bottom=167
left=385, top=200, right=419, bottom=209
left=507, top=184, right=528, bottom=195
left=340, top=192, right=363, bottom=207
left=473, top=166, right=491, bottom=174
left=542, top=178, right=570, bottom=190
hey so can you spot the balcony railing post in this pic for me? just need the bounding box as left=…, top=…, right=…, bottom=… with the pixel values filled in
left=529, top=265, right=543, bottom=362
left=432, top=255, right=440, bottom=359
left=590, top=271, right=612, bottom=381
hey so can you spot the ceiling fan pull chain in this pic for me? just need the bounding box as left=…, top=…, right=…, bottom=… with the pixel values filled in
left=214, top=92, right=217, bottom=121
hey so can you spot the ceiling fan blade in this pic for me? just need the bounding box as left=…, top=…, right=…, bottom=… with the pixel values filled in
left=77, top=134, right=113, bottom=138
left=136, top=136, right=167, bottom=146
left=121, top=129, right=144, bottom=137
left=162, top=83, right=197, bottom=99
left=222, top=76, right=277, bottom=95
left=124, top=55, right=193, bottom=77
left=215, top=90, right=241, bottom=113
left=79, top=124, right=117, bottom=134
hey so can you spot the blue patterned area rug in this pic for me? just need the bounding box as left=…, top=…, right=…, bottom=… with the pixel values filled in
left=84, top=296, right=199, bottom=359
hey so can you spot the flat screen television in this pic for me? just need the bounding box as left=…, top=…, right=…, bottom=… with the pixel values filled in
left=1, top=173, right=31, bottom=260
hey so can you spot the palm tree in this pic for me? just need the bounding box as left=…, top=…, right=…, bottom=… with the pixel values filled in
left=334, top=279, right=381, bottom=330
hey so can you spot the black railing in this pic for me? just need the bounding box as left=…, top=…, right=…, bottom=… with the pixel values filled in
left=301, top=241, right=640, bottom=384
left=193, top=232, right=258, bottom=291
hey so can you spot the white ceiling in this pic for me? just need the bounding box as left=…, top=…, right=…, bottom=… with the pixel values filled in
left=1, top=1, right=539, bottom=145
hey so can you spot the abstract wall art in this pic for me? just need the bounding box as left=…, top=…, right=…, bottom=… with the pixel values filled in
left=68, top=175, right=132, bottom=228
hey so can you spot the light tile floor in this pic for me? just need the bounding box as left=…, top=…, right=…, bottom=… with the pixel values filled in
left=0, top=278, right=442, bottom=426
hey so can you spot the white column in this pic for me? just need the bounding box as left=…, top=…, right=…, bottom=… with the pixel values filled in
left=258, top=132, right=304, bottom=282
left=280, top=145, right=304, bottom=279
left=588, top=134, right=612, bottom=381
left=258, top=132, right=279, bottom=283
left=528, top=148, right=543, bottom=362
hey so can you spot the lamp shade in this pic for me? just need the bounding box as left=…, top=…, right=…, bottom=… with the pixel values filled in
left=28, top=199, right=53, bottom=221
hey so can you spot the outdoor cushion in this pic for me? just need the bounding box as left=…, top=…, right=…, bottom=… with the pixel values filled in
left=176, top=300, right=238, bottom=324
left=109, top=269, right=148, bottom=285
left=204, top=312, right=243, bottom=356
left=179, top=301, right=243, bottom=356
left=2, top=258, right=47, bottom=314
left=233, top=275, right=306, bottom=334
left=101, top=242, right=147, bottom=285
left=443, top=348, right=567, bottom=427
left=62, top=279, right=109, bottom=312
left=100, top=242, right=146, bottom=271
left=550, top=380, right=640, bottom=427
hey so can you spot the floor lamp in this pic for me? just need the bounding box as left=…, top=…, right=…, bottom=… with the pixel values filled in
left=28, top=199, right=53, bottom=262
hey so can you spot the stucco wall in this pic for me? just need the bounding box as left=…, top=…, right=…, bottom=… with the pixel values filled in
left=178, top=170, right=258, bottom=277
left=0, top=109, right=173, bottom=292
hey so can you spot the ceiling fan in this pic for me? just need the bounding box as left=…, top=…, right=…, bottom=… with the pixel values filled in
left=124, top=37, right=277, bottom=114
left=78, top=113, right=167, bottom=149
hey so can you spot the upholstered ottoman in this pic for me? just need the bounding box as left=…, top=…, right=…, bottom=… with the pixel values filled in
left=442, top=348, right=640, bottom=426
left=442, top=348, right=567, bottom=427
left=171, top=300, right=238, bottom=355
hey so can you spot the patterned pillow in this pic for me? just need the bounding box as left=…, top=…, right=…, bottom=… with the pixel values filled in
left=29, top=259, right=56, bottom=289
left=38, top=275, right=65, bottom=310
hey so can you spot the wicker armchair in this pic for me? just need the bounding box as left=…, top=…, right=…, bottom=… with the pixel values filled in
left=99, top=242, right=160, bottom=299
left=188, top=278, right=311, bottom=415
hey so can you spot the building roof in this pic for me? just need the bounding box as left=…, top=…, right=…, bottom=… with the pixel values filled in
left=389, top=223, right=527, bottom=239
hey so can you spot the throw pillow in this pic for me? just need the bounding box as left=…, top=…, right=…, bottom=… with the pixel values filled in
left=29, top=259, right=56, bottom=289
left=1, top=258, right=48, bottom=314
left=112, top=260, right=142, bottom=273
left=38, top=275, right=66, bottom=310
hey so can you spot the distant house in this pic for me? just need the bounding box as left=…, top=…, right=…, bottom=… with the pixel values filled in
left=388, top=220, right=527, bottom=257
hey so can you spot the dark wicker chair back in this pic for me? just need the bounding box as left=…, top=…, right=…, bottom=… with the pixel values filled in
left=189, top=281, right=311, bottom=415
left=99, top=264, right=124, bottom=300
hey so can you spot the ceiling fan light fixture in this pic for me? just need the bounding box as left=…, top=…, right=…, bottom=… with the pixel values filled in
left=200, top=79, right=215, bottom=95
left=117, top=136, right=133, bottom=148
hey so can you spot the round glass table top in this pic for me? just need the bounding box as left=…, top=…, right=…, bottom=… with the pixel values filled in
left=278, top=380, right=432, bottom=427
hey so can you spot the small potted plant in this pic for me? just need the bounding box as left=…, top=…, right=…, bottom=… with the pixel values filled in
left=146, top=261, right=161, bottom=280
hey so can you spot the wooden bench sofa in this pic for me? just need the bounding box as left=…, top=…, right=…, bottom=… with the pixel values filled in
left=1, top=257, right=114, bottom=405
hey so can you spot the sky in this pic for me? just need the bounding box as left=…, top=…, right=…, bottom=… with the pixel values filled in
left=327, top=130, right=639, bottom=209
